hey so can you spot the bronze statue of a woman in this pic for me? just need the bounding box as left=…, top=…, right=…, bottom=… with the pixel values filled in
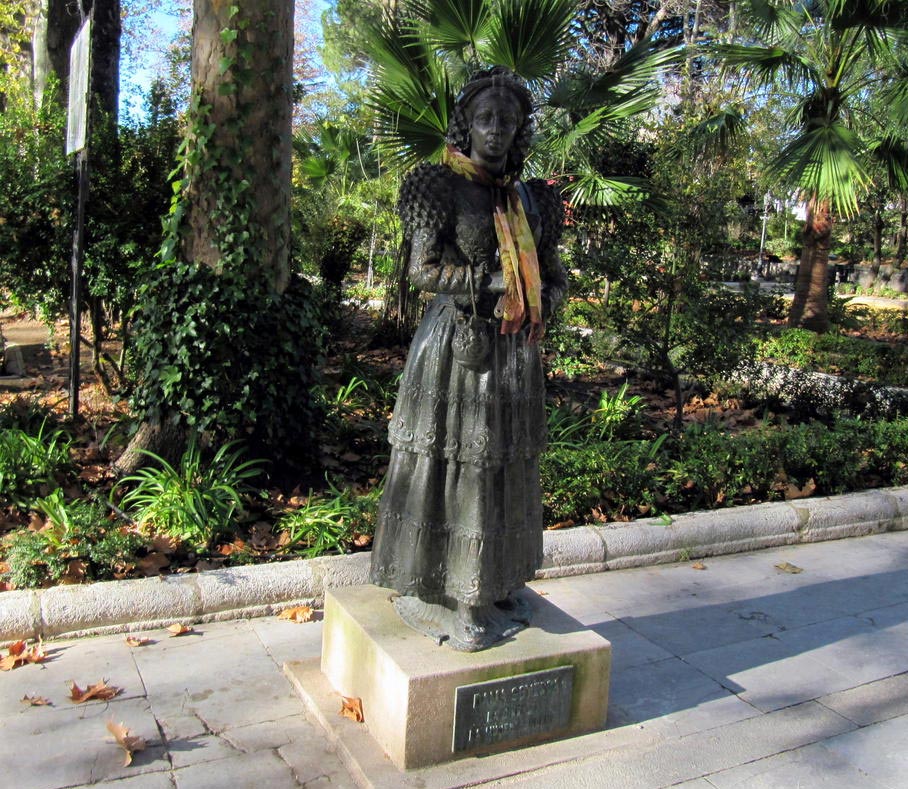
left=370, top=67, right=568, bottom=651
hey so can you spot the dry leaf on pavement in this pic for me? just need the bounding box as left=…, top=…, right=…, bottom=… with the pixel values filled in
left=1, top=640, right=48, bottom=671
left=107, top=720, right=147, bottom=767
left=125, top=636, right=152, bottom=647
left=340, top=696, right=364, bottom=723
left=277, top=605, right=314, bottom=623
left=69, top=679, right=124, bottom=703
left=774, top=562, right=803, bottom=574
left=691, top=561, right=707, bottom=570
left=166, top=623, right=193, bottom=637
left=21, top=694, right=52, bottom=706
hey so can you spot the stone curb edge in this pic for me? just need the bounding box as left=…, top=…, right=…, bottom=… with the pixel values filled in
left=2, top=485, right=907, bottom=645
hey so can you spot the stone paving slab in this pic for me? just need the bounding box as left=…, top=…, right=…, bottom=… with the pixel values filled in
left=2, top=531, right=907, bottom=789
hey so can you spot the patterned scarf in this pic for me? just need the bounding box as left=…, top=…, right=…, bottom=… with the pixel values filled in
left=442, top=144, right=542, bottom=335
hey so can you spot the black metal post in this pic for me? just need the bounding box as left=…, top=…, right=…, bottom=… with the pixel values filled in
left=69, top=149, right=89, bottom=418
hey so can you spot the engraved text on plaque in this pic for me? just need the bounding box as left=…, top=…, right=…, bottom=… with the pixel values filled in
left=452, top=666, right=574, bottom=752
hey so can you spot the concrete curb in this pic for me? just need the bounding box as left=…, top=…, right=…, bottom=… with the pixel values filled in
left=2, top=486, right=907, bottom=645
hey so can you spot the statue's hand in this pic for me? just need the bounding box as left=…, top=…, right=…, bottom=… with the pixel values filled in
left=487, top=270, right=506, bottom=293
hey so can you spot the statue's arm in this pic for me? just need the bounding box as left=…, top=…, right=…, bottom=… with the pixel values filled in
left=407, top=227, right=484, bottom=296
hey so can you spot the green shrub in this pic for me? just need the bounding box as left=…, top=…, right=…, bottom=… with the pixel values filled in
left=2, top=491, right=142, bottom=588
left=115, top=437, right=265, bottom=550
left=665, top=423, right=784, bottom=509
left=540, top=437, right=666, bottom=523
left=0, top=421, right=72, bottom=507
left=758, top=328, right=908, bottom=385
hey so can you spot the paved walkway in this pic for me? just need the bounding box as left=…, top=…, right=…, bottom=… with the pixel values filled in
left=2, top=530, right=907, bottom=789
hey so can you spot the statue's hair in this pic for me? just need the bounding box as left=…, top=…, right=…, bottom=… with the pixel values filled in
left=446, top=66, right=534, bottom=177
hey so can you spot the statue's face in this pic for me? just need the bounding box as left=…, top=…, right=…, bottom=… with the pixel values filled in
left=467, top=88, right=523, bottom=173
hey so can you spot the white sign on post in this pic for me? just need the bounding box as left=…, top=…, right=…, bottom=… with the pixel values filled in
left=66, top=17, right=91, bottom=156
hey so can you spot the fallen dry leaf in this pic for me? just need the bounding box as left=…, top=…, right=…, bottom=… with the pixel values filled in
left=137, top=552, right=170, bottom=576
left=69, top=679, right=124, bottom=703
left=107, top=720, right=147, bottom=767
left=547, top=519, right=576, bottom=531
left=151, top=534, right=179, bottom=554
left=340, top=696, right=364, bottom=723
left=249, top=522, right=279, bottom=552
left=784, top=478, right=816, bottom=501
left=775, top=562, right=803, bottom=574
left=352, top=532, right=372, bottom=548
left=166, top=623, right=193, bottom=637
left=1, top=641, right=47, bottom=671
left=8, top=640, right=26, bottom=657
left=691, top=561, right=707, bottom=570
left=61, top=558, right=88, bottom=584
left=21, top=694, right=52, bottom=706
left=125, top=636, right=152, bottom=648
left=277, top=605, right=314, bottom=624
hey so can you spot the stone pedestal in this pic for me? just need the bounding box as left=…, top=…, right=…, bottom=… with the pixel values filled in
left=285, top=584, right=611, bottom=771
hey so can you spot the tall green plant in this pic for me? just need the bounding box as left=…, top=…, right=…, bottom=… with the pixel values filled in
left=115, top=437, right=265, bottom=550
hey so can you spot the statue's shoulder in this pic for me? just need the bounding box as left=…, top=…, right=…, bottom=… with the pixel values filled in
left=398, top=164, right=456, bottom=235
left=522, top=178, right=564, bottom=220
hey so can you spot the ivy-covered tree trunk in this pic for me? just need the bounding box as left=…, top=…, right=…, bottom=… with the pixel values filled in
left=119, top=0, right=323, bottom=476
left=788, top=197, right=831, bottom=333
left=183, top=0, right=292, bottom=290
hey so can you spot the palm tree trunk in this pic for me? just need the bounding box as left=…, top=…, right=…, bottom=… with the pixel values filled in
left=896, top=194, right=907, bottom=266
left=789, top=197, right=831, bottom=333
left=872, top=204, right=884, bottom=268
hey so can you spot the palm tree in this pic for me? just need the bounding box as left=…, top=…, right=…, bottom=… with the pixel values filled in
left=715, top=0, right=908, bottom=332
left=357, top=0, right=680, bottom=208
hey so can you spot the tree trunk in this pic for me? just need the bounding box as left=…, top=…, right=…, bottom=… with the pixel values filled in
left=872, top=204, right=884, bottom=268
left=113, top=420, right=188, bottom=476
left=185, top=0, right=293, bottom=291
left=788, top=197, right=831, bottom=333
left=896, top=194, right=907, bottom=266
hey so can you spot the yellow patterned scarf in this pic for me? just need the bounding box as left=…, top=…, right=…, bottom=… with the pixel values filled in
left=442, top=144, right=542, bottom=335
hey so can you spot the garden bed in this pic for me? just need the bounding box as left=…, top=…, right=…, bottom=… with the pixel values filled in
left=2, top=303, right=907, bottom=592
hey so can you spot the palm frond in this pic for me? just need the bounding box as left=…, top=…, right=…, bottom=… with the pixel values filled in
left=548, top=40, right=681, bottom=111
left=767, top=120, right=871, bottom=217
left=561, top=171, right=652, bottom=208
left=713, top=44, right=817, bottom=89
left=827, top=0, right=908, bottom=35
left=876, top=63, right=908, bottom=126
left=684, top=108, right=747, bottom=159
left=480, top=0, right=577, bottom=83
left=361, top=15, right=453, bottom=168
left=407, top=0, right=492, bottom=57
left=868, top=135, right=908, bottom=191
left=742, top=0, right=803, bottom=44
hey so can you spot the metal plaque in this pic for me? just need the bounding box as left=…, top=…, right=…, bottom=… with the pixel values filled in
left=66, top=17, right=91, bottom=155
left=452, top=666, right=574, bottom=752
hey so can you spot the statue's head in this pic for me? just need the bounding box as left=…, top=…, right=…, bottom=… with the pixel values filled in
left=447, top=66, right=534, bottom=176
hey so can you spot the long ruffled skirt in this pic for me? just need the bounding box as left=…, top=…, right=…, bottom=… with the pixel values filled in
left=370, top=298, right=546, bottom=607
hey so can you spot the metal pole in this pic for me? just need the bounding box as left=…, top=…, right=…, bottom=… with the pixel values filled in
left=69, top=149, right=88, bottom=418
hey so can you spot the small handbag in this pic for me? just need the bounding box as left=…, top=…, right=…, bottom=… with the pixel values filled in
left=451, top=266, right=491, bottom=372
